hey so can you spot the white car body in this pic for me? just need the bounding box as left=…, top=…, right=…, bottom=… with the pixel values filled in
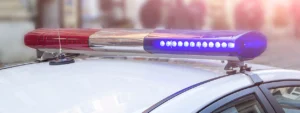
left=1, top=57, right=299, bottom=113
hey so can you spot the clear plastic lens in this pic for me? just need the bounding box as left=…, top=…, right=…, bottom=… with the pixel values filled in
left=196, top=42, right=201, bottom=47
left=215, top=42, right=221, bottom=48
left=160, top=41, right=165, bottom=47
left=228, top=43, right=235, bottom=48
left=184, top=41, right=189, bottom=47
left=172, top=41, right=177, bottom=47
left=178, top=41, right=183, bottom=47
left=190, top=42, right=195, bottom=47
left=209, top=42, right=214, bottom=48
left=166, top=41, right=172, bottom=47
left=203, top=42, right=208, bottom=48
left=222, top=42, right=227, bottom=48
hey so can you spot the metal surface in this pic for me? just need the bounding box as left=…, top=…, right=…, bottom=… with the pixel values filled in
left=150, top=73, right=253, bottom=113
left=89, top=29, right=152, bottom=54
left=143, top=75, right=228, bottom=113
left=253, top=69, right=300, bottom=82
left=0, top=58, right=220, bottom=113
left=40, top=48, right=241, bottom=61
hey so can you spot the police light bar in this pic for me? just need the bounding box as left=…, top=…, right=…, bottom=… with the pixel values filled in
left=24, top=28, right=267, bottom=62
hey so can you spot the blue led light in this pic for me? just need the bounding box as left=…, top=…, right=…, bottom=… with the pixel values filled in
left=215, top=42, right=221, bottom=48
left=166, top=41, right=171, bottom=47
left=228, top=43, right=235, bottom=48
left=209, top=42, right=214, bottom=48
left=160, top=41, right=165, bottom=47
left=222, top=42, right=227, bottom=48
left=190, top=42, right=195, bottom=47
left=172, top=41, right=177, bottom=47
left=184, top=41, right=189, bottom=47
left=178, top=41, right=183, bottom=47
left=196, top=42, right=201, bottom=48
left=143, top=30, right=267, bottom=61
left=202, top=42, right=208, bottom=48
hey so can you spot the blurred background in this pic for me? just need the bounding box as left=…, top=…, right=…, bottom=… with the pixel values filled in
left=0, top=0, right=300, bottom=70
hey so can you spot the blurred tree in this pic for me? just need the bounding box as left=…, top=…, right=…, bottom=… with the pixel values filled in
left=291, top=0, right=300, bottom=38
left=188, top=0, right=206, bottom=29
left=99, top=0, right=133, bottom=28
left=166, top=0, right=194, bottom=29
left=235, top=0, right=264, bottom=30
left=60, top=0, right=82, bottom=28
left=99, top=0, right=113, bottom=12
left=272, top=4, right=289, bottom=28
left=139, top=0, right=163, bottom=28
left=207, top=0, right=229, bottom=30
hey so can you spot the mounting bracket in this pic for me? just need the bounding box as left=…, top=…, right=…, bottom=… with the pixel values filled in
left=49, top=53, right=75, bottom=65
left=224, top=60, right=251, bottom=75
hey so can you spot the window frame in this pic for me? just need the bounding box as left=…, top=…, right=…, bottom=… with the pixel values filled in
left=260, top=80, right=300, bottom=113
left=199, top=86, right=275, bottom=113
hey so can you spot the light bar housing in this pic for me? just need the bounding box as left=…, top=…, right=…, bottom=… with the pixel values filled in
left=24, top=29, right=267, bottom=61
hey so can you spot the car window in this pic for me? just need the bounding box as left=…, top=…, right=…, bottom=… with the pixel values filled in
left=213, top=95, right=265, bottom=113
left=270, top=87, right=300, bottom=113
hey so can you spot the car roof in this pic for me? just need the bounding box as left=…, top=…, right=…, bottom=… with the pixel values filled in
left=254, top=69, right=300, bottom=82
left=150, top=68, right=300, bottom=113
left=0, top=58, right=226, bottom=113
left=150, top=73, right=253, bottom=113
left=0, top=56, right=286, bottom=113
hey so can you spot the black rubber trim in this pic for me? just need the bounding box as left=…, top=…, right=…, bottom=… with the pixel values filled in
left=49, top=58, right=75, bottom=65
left=259, top=81, right=300, bottom=113
left=243, top=71, right=263, bottom=85
left=243, top=71, right=284, bottom=112
left=262, top=79, right=300, bottom=84
left=199, top=86, right=275, bottom=113
left=142, top=74, right=230, bottom=113
left=0, top=62, right=36, bottom=70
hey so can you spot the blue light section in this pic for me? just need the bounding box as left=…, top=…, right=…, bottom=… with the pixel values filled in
left=144, top=30, right=267, bottom=61
left=153, top=39, right=235, bottom=52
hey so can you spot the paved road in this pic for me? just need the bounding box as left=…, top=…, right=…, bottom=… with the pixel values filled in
left=250, top=38, right=300, bottom=70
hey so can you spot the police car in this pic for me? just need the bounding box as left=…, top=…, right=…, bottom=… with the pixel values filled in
left=1, top=29, right=300, bottom=113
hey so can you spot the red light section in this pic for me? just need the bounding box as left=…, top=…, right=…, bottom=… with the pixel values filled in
left=24, top=28, right=99, bottom=50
